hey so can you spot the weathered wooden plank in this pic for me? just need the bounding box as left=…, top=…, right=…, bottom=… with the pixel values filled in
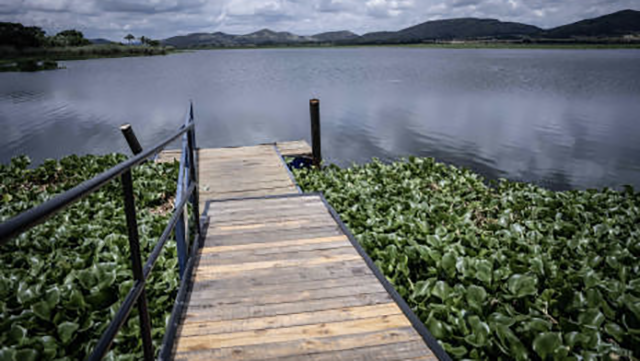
left=199, top=176, right=294, bottom=188
left=267, top=341, right=436, bottom=361
left=182, top=292, right=394, bottom=323
left=257, top=340, right=437, bottom=361
left=211, top=207, right=327, bottom=224
left=194, top=254, right=363, bottom=279
left=276, top=140, right=312, bottom=157
left=179, top=303, right=402, bottom=337
left=206, top=188, right=299, bottom=200
left=197, top=245, right=358, bottom=266
left=205, top=186, right=299, bottom=199
left=210, top=209, right=332, bottom=226
left=189, top=282, right=385, bottom=307
left=207, top=195, right=319, bottom=208
left=174, top=328, right=423, bottom=361
left=206, top=219, right=338, bottom=237
left=200, top=235, right=348, bottom=254
left=191, top=261, right=371, bottom=290
left=204, top=226, right=343, bottom=247
left=190, top=275, right=377, bottom=301
left=199, top=240, right=350, bottom=262
left=175, top=314, right=412, bottom=351
left=209, top=199, right=324, bottom=216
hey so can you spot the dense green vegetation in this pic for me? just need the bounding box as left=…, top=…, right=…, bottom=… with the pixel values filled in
left=0, top=22, right=172, bottom=72
left=0, top=154, right=181, bottom=360
left=294, top=158, right=640, bottom=361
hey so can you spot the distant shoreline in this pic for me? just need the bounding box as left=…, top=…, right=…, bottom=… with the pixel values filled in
left=177, top=42, right=640, bottom=51
left=1, top=42, right=638, bottom=73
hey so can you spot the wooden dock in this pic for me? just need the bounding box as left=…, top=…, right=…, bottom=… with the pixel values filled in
left=159, top=141, right=444, bottom=361
left=157, top=141, right=308, bottom=208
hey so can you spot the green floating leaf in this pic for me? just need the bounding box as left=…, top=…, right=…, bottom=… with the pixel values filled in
left=578, top=308, right=605, bottom=329
left=432, top=280, right=451, bottom=300
left=441, top=251, right=457, bottom=275
left=14, top=349, right=38, bottom=361
left=465, top=315, right=490, bottom=347
left=77, top=269, right=97, bottom=290
left=533, top=332, right=563, bottom=360
left=57, top=321, right=79, bottom=345
left=31, top=300, right=52, bottom=321
left=494, top=324, right=528, bottom=361
left=475, top=260, right=493, bottom=284
left=426, top=314, right=446, bottom=339
left=45, top=286, right=61, bottom=308
left=604, top=322, right=625, bottom=343
left=411, top=280, right=432, bottom=300
left=0, top=348, right=16, bottom=361
left=8, top=325, right=27, bottom=346
left=39, top=336, right=58, bottom=360
left=507, top=274, right=538, bottom=298
left=466, top=285, right=487, bottom=311
left=65, top=289, right=85, bottom=310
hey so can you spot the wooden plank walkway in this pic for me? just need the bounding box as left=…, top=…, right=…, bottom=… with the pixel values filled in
left=162, top=141, right=443, bottom=361
left=158, top=141, right=309, bottom=208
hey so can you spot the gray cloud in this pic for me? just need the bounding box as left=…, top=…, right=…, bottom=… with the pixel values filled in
left=0, top=0, right=638, bottom=40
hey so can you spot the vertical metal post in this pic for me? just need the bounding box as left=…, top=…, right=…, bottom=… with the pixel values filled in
left=120, top=124, right=143, bottom=155
left=121, top=170, right=154, bottom=361
left=174, top=208, right=187, bottom=277
left=189, top=102, right=198, bottom=179
left=309, top=99, right=322, bottom=168
left=187, top=127, right=201, bottom=235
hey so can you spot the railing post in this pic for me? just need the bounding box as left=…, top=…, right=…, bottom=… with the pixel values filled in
left=121, top=170, right=154, bottom=361
left=187, top=126, right=200, bottom=235
left=309, top=99, right=322, bottom=168
left=174, top=211, right=188, bottom=277
left=120, top=124, right=143, bottom=155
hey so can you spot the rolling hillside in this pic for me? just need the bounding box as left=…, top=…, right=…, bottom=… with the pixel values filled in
left=162, top=9, right=640, bottom=48
left=543, top=9, right=640, bottom=38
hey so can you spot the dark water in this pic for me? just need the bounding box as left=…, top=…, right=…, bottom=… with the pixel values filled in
left=1, top=48, right=639, bottom=190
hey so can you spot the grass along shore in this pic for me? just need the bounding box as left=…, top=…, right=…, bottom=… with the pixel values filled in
left=0, top=44, right=176, bottom=72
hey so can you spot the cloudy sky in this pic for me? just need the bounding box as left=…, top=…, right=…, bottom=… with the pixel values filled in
left=1, top=0, right=638, bottom=40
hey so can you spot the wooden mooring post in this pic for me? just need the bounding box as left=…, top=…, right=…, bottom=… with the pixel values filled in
left=310, top=98, right=322, bottom=167
left=120, top=124, right=143, bottom=155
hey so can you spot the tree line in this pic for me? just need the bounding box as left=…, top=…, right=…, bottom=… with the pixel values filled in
left=0, top=22, right=161, bottom=49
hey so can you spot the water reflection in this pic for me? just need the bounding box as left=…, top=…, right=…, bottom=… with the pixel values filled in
left=0, top=48, right=639, bottom=190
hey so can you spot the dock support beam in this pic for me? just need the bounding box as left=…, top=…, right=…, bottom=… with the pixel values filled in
left=120, top=124, right=143, bottom=155
left=309, top=99, right=322, bottom=168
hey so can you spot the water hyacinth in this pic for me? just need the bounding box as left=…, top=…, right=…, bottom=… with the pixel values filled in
left=0, top=154, right=181, bottom=360
left=293, top=157, right=640, bottom=361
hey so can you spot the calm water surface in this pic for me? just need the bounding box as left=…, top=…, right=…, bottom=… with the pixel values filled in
left=1, top=48, right=639, bottom=190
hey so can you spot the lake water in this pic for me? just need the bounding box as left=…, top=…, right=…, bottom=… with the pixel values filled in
left=1, top=48, right=639, bottom=190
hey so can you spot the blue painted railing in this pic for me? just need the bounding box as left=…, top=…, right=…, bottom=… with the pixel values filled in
left=174, top=103, right=196, bottom=277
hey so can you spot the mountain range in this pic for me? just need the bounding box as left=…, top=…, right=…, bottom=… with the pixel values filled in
left=163, top=9, right=640, bottom=48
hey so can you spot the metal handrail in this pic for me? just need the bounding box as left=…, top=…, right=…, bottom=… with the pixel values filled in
left=174, top=107, right=193, bottom=277
left=0, top=121, right=193, bottom=243
left=0, top=104, right=201, bottom=361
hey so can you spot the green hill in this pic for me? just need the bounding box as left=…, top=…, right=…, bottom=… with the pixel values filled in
left=544, top=9, right=640, bottom=38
